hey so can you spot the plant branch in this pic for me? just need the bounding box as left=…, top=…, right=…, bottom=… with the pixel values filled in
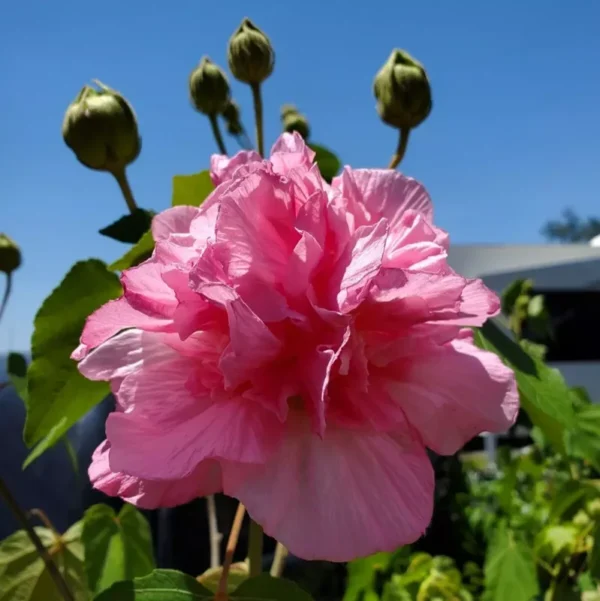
left=209, top=114, right=228, bottom=155
left=206, top=495, right=222, bottom=569
left=0, top=477, right=74, bottom=601
left=111, top=167, right=138, bottom=214
left=250, top=83, right=265, bottom=156
left=0, top=272, right=12, bottom=323
left=216, top=503, right=246, bottom=600
left=387, top=127, right=411, bottom=170
left=270, top=542, right=289, bottom=578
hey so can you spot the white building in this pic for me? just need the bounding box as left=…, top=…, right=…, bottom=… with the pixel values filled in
left=447, top=243, right=600, bottom=401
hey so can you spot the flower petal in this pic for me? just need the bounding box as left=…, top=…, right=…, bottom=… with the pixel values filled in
left=223, top=420, right=433, bottom=561
left=387, top=337, right=519, bottom=455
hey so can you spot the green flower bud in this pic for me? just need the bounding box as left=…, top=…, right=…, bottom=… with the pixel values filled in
left=189, top=57, right=230, bottom=116
left=228, top=18, right=274, bottom=85
left=281, top=106, right=310, bottom=139
left=62, top=81, right=140, bottom=172
left=0, top=234, right=21, bottom=275
left=221, top=100, right=243, bottom=135
left=374, top=49, right=432, bottom=130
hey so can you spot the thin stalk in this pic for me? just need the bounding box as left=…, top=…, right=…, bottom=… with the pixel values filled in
left=206, top=495, right=222, bottom=569
left=209, top=114, right=228, bottom=155
left=387, top=127, right=411, bottom=170
left=111, top=167, right=138, bottom=214
left=0, top=478, right=74, bottom=601
left=248, top=519, right=264, bottom=578
left=270, top=543, right=289, bottom=578
left=216, top=503, right=246, bottom=600
left=250, top=83, right=265, bottom=156
left=0, top=272, right=12, bottom=323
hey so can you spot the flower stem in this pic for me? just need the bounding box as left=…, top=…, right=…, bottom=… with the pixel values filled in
left=216, top=503, right=246, bottom=600
left=270, top=542, right=288, bottom=578
left=209, top=114, right=228, bottom=155
left=0, top=477, right=74, bottom=601
left=206, top=495, right=222, bottom=569
left=250, top=83, right=265, bottom=157
left=387, top=127, right=411, bottom=170
left=0, top=272, right=12, bottom=323
left=111, top=167, right=138, bottom=214
left=248, top=518, right=264, bottom=577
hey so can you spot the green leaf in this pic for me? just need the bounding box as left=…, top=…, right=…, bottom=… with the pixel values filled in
left=0, top=525, right=88, bottom=600
left=474, top=320, right=574, bottom=452
left=99, top=209, right=155, bottom=244
left=232, top=574, right=314, bottom=601
left=343, top=552, right=391, bottom=601
left=308, top=143, right=341, bottom=183
left=197, top=562, right=249, bottom=594
left=565, top=404, right=600, bottom=471
left=171, top=171, right=214, bottom=207
left=109, top=230, right=155, bottom=271
left=500, top=279, right=530, bottom=317
left=23, top=260, right=122, bottom=466
left=590, top=523, right=600, bottom=580
left=7, top=351, right=28, bottom=401
left=549, top=480, right=598, bottom=522
left=535, top=525, right=578, bottom=561
left=483, top=524, right=539, bottom=601
left=93, top=569, right=214, bottom=600
left=82, top=504, right=154, bottom=595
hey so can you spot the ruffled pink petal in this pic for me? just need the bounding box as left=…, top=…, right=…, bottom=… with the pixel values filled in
left=76, top=298, right=173, bottom=359
left=386, top=337, right=519, bottom=455
left=107, top=399, right=283, bottom=480
left=152, top=205, right=198, bottom=241
left=223, top=419, right=433, bottom=561
left=283, top=232, right=323, bottom=297
left=332, top=168, right=433, bottom=228
left=121, top=261, right=177, bottom=317
left=210, top=151, right=262, bottom=186
left=269, top=132, right=315, bottom=174
left=90, top=441, right=221, bottom=509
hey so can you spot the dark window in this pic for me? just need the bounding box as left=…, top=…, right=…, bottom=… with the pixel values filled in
left=522, top=289, right=600, bottom=361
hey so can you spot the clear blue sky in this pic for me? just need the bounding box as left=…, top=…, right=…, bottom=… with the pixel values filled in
left=2, top=0, right=600, bottom=352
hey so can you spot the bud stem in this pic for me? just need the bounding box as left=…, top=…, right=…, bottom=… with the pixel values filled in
left=206, top=495, right=222, bottom=569
left=388, top=127, right=411, bottom=170
left=270, top=542, right=289, bottom=577
left=0, top=273, right=12, bottom=323
left=111, top=168, right=138, bottom=214
left=216, top=502, right=246, bottom=599
left=209, top=114, right=228, bottom=155
left=250, top=83, right=265, bottom=156
left=0, top=477, right=75, bottom=601
left=248, top=518, right=264, bottom=577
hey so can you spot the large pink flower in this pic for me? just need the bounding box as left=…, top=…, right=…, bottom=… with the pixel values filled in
left=74, top=133, right=518, bottom=561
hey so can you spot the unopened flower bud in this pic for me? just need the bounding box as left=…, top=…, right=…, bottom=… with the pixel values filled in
left=373, top=49, right=432, bottom=130
left=281, top=107, right=310, bottom=139
left=228, top=18, right=274, bottom=85
left=189, top=57, right=230, bottom=116
left=221, top=100, right=243, bottom=135
left=62, top=81, right=141, bottom=172
left=0, top=234, right=22, bottom=275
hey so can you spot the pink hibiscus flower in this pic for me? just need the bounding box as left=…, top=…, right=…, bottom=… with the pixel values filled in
left=73, top=133, right=518, bottom=562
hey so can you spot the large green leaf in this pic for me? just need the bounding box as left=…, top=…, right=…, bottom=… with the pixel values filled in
left=197, top=562, right=249, bottom=594
left=93, top=569, right=214, bottom=600
left=109, top=230, right=155, bottom=272
left=549, top=480, right=598, bottom=522
left=82, top=504, right=155, bottom=595
left=0, top=523, right=88, bottom=600
left=308, top=143, right=341, bottom=183
left=232, top=574, right=314, bottom=600
left=343, top=552, right=391, bottom=601
left=171, top=171, right=214, bottom=207
left=23, top=260, right=122, bottom=466
left=474, top=320, right=574, bottom=452
left=535, top=525, right=578, bottom=562
left=483, top=524, right=539, bottom=601
left=99, top=209, right=155, bottom=244
left=565, top=404, right=600, bottom=471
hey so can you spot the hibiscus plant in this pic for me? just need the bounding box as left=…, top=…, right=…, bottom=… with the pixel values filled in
left=1, top=16, right=598, bottom=601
